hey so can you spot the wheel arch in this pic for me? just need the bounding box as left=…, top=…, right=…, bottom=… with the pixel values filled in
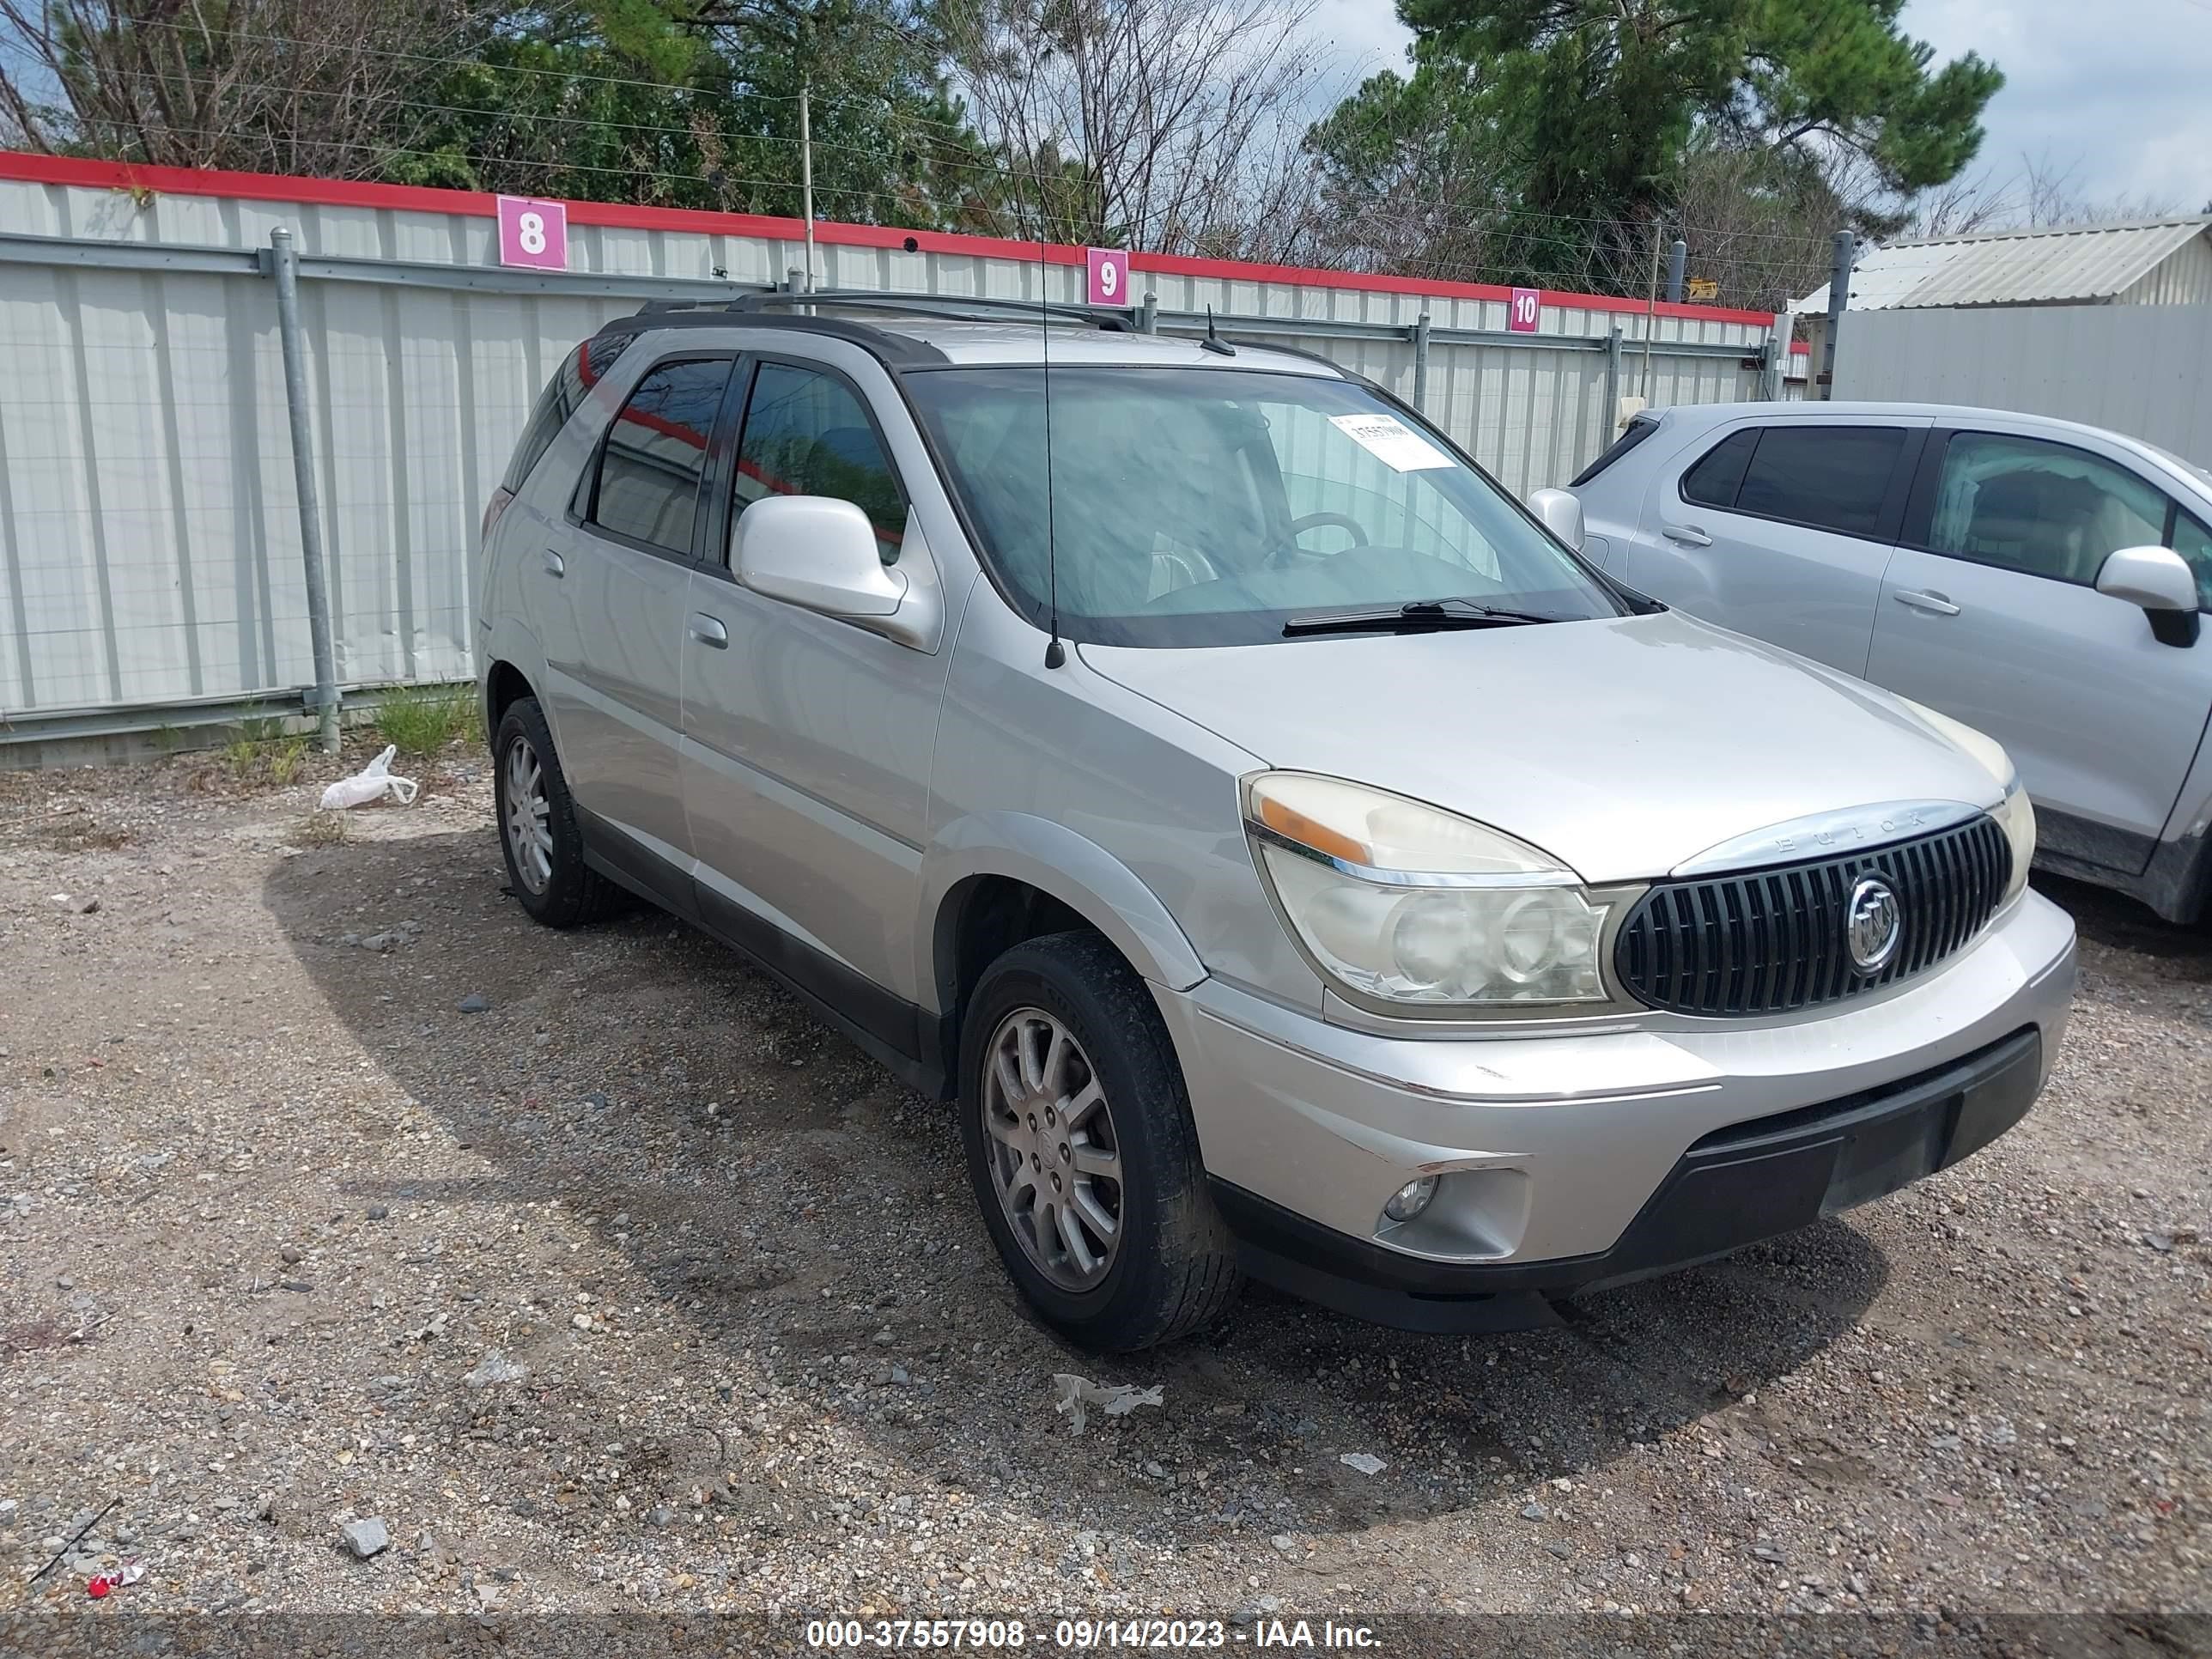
left=918, top=814, right=1207, bottom=1080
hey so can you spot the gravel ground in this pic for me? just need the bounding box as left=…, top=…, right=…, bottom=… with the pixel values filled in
left=0, top=739, right=2205, bottom=1638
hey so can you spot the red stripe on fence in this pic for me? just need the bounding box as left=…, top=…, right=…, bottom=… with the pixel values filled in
left=0, top=150, right=1779, bottom=328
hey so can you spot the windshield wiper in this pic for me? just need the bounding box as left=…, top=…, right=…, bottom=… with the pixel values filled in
left=1281, top=598, right=1564, bottom=636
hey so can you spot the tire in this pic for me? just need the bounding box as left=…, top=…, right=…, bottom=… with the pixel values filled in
left=492, top=696, right=623, bottom=929
left=958, top=930, right=1241, bottom=1351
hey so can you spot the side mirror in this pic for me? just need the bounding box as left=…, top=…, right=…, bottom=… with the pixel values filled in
left=1527, top=487, right=1584, bottom=551
left=734, top=495, right=904, bottom=619
left=2096, top=544, right=2201, bottom=647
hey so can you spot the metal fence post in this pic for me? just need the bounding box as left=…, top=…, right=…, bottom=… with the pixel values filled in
left=1819, top=230, right=1855, bottom=401
left=268, top=228, right=339, bottom=755
left=1411, top=312, right=1431, bottom=413
left=1665, top=239, right=1686, bottom=305
left=1139, top=290, right=1157, bottom=335
left=1605, top=323, right=1624, bottom=427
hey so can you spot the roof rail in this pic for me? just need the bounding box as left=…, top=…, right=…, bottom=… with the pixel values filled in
left=595, top=297, right=951, bottom=365
left=732, top=289, right=1130, bottom=331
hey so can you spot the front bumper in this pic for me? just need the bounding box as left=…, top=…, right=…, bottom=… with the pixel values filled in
left=1156, top=888, right=2076, bottom=1332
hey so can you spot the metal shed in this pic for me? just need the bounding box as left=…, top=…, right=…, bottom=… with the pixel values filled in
left=1793, top=217, right=2212, bottom=466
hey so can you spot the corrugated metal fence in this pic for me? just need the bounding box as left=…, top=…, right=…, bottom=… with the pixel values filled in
left=0, top=155, right=1783, bottom=738
left=1833, top=303, right=2212, bottom=470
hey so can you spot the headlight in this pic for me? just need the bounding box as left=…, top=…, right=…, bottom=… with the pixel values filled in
left=1244, top=773, right=1621, bottom=1012
left=1898, top=699, right=2033, bottom=904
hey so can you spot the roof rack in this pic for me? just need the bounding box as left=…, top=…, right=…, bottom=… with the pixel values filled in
left=726, top=289, right=1130, bottom=331
left=595, top=297, right=950, bottom=366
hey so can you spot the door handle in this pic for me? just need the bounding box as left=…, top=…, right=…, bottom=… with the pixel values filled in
left=1662, top=524, right=1712, bottom=547
left=688, top=614, right=730, bottom=648
left=540, top=550, right=565, bottom=579
left=1893, top=589, right=1960, bottom=617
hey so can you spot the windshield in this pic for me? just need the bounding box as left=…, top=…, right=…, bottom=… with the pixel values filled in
left=904, top=366, right=1626, bottom=647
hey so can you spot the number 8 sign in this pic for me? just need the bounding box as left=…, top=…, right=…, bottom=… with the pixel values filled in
left=497, top=195, right=569, bottom=271
left=1086, top=246, right=1130, bottom=308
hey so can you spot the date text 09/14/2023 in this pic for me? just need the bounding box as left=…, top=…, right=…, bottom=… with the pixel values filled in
left=803, top=1618, right=1384, bottom=1649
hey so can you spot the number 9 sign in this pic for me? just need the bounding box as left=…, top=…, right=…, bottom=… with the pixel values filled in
left=1086, top=246, right=1130, bottom=308
left=497, top=195, right=569, bottom=272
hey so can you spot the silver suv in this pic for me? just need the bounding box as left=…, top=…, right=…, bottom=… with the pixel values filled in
left=477, top=296, right=2076, bottom=1352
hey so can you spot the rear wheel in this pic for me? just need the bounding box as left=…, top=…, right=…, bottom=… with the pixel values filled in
left=493, top=696, right=621, bottom=928
left=959, top=931, right=1241, bottom=1351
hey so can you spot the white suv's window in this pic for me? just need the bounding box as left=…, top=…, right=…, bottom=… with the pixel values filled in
left=2174, top=510, right=2212, bottom=610
left=1927, top=431, right=2167, bottom=586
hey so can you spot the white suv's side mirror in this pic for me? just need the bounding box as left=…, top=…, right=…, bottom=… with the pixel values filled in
left=2096, top=544, right=2201, bottom=648
left=735, top=495, right=905, bottom=617
left=2095, top=544, right=2197, bottom=611
left=1527, top=487, right=1584, bottom=551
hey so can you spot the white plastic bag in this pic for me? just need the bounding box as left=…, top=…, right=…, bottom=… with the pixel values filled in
left=319, top=744, right=420, bottom=811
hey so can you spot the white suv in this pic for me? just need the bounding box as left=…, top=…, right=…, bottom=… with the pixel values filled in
left=1559, top=401, right=2212, bottom=922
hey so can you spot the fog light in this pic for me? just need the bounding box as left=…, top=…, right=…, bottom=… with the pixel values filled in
left=1382, top=1175, right=1437, bottom=1224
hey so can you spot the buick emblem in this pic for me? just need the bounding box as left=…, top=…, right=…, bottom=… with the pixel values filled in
left=1845, top=875, right=1902, bottom=973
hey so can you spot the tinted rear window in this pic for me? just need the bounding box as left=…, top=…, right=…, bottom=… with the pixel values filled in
left=1735, top=425, right=1905, bottom=538
left=1570, top=416, right=1658, bottom=488
left=588, top=357, right=733, bottom=556
left=1680, top=428, right=1758, bottom=507
left=502, top=333, right=632, bottom=495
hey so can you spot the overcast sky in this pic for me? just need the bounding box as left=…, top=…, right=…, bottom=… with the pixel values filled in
left=1298, top=0, right=2212, bottom=220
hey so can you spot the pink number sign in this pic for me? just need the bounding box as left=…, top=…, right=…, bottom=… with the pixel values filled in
left=1507, top=287, right=1542, bottom=332
left=1086, top=246, right=1131, bottom=307
left=497, top=196, right=568, bottom=270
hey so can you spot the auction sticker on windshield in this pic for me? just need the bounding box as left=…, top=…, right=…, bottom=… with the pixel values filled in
left=1329, top=412, right=1454, bottom=471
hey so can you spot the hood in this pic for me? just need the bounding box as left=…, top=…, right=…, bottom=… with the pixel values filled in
left=1079, top=610, right=2005, bottom=884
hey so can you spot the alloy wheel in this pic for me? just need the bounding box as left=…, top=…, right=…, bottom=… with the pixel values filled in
left=501, top=732, right=554, bottom=896
left=979, top=1006, right=1124, bottom=1291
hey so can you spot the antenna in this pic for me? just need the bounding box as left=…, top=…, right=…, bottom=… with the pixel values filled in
left=1201, top=303, right=1235, bottom=357
left=1040, top=237, right=1066, bottom=670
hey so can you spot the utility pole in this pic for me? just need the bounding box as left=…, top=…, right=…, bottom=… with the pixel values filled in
left=1819, top=229, right=1856, bottom=401
left=799, top=80, right=817, bottom=293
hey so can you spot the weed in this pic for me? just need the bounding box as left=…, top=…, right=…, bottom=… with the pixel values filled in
left=222, top=735, right=259, bottom=778
left=267, top=737, right=310, bottom=786
left=374, top=688, right=475, bottom=757
left=288, top=810, right=349, bottom=848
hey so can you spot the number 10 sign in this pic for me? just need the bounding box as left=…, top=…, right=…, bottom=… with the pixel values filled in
left=497, top=195, right=569, bottom=271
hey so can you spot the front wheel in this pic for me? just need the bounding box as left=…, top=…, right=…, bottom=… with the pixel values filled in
left=958, top=932, right=1241, bottom=1351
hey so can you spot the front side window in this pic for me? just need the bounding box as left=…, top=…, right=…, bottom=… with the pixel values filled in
left=2166, top=509, right=2211, bottom=610
left=733, top=363, right=908, bottom=564
left=904, top=366, right=1625, bottom=647
left=1734, top=425, right=1906, bottom=538
left=1927, top=431, right=2170, bottom=586
left=589, top=357, right=732, bottom=556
